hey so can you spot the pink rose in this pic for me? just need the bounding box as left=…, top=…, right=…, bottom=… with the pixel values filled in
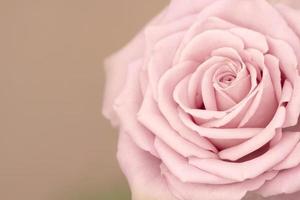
left=102, top=0, right=300, bottom=199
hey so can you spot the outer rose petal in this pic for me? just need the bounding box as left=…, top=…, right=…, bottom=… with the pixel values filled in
left=162, top=0, right=215, bottom=23
left=196, top=0, right=300, bottom=53
left=102, top=7, right=167, bottom=125
left=162, top=165, right=276, bottom=200
left=102, top=34, right=144, bottom=126
left=276, top=3, right=300, bottom=66
left=257, top=161, right=300, bottom=198
left=117, top=131, right=177, bottom=200
left=114, top=60, right=156, bottom=154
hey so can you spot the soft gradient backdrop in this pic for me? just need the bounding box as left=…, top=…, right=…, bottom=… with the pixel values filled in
left=0, top=0, right=299, bottom=200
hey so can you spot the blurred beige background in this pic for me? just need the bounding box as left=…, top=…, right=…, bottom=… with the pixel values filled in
left=0, top=0, right=299, bottom=200
left=0, top=0, right=168, bottom=199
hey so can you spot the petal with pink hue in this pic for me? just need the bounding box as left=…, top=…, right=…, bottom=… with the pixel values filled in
left=266, top=37, right=300, bottom=127
left=274, top=140, right=300, bottom=171
left=114, top=60, right=156, bottom=155
left=188, top=56, right=230, bottom=110
left=211, top=47, right=242, bottom=63
left=178, top=108, right=261, bottom=139
left=258, top=162, right=300, bottom=198
left=117, top=132, right=176, bottom=200
left=145, top=15, right=194, bottom=46
left=284, top=76, right=300, bottom=127
left=103, top=49, right=143, bottom=126
left=218, top=106, right=286, bottom=161
left=215, top=75, right=251, bottom=107
left=173, top=75, right=228, bottom=125
left=173, top=17, right=237, bottom=64
left=179, top=30, right=244, bottom=63
left=198, top=64, right=259, bottom=129
left=138, top=88, right=216, bottom=158
left=157, top=61, right=217, bottom=152
left=144, top=14, right=196, bottom=63
left=162, top=165, right=276, bottom=200
left=102, top=9, right=166, bottom=125
left=229, top=27, right=268, bottom=53
left=275, top=3, right=300, bottom=65
left=195, top=0, right=300, bottom=53
left=202, top=63, right=229, bottom=110
left=210, top=48, right=251, bottom=107
left=281, top=80, right=293, bottom=104
left=190, top=131, right=300, bottom=181
left=148, top=32, right=185, bottom=100
left=238, top=66, right=277, bottom=128
left=162, top=0, right=215, bottom=23
left=201, top=86, right=257, bottom=130
left=264, top=54, right=282, bottom=102
left=154, top=139, right=234, bottom=184
left=214, top=86, right=237, bottom=111
left=267, top=37, right=298, bottom=83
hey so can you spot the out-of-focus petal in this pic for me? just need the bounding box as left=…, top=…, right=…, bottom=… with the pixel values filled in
left=102, top=7, right=167, bottom=124
left=162, top=165, right=276, bottom=200
left=117, top=131, right=176, bottom=200
left=114, top=59, right=157, bottom=155
left=258, top=161, right=300, bottom=198
left=196, top=0, right=300, bottom=54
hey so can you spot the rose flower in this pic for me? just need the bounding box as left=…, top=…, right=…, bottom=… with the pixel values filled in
left=103, top=0, right=300, bottom=199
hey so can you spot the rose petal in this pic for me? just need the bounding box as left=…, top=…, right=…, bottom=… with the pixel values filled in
left=202, top=63, right=233, bottom=110
left=238, top=66, right=278, bottom=128
left=138, top=88, right=216, bottom=158
left=218, top=106, right=286, bottom=161
left=284, top=76, right=300, bottom=127
left=266, top=37, right=300, bottom=127
left=117, top=131, right=176, bottom=200
left=157, top=61, right=217, bottom=152
left=216, top=75, right=251, bottom=106
left=267, top=37, right=298, bottom=83
left=102, top=8, right=166, bottom=124
left=173, top=75, right=222, bottom=124
left=145, top=15, right=195, bottom=47
left=163, top=0, right=215, bottom=23
left=230, top=27, right=268, bottom=53
left=173, top=17, right=237, bottom=64
left=179, top=108, right=261, bottom=139
left=148, top=32, right=184, bottom=100
left=154, top=139, right=235, bottom=184
left=190, top=131, right=300, bottom=181
left=188, top=56, right=230, bottom=110
left=214, top=86, right=237, bottom=111
left=196, top=0, right=300, bottom=53
left=179, top=29, right=244, bottom=63
left=114, top=59, right=156, bottom=155
left=103, top=47, right=143, bottom=126
left=200, top=76, right=259, bottom=129
left=258, top=161, right=300, bottom=197
left=274, top=140, right=300, bottom=171
left=264, top=54, right=282, bottom=102
left=275, top=3, right=300, bottom=66
left=162, top=165, right=276, bottom=200
left=176, top=80, right=227, bottom=124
